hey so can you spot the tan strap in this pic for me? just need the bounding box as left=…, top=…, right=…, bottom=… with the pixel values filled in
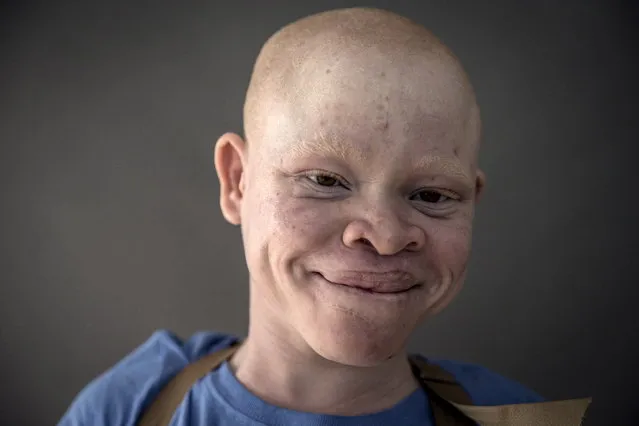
left=410, top=355, right=592, bottom=425
left=410, top=355, right=477, bottom=425
left=449, top=398, right=593, bottom=426
left=137, top=343, right=240, bottom=426
left=410, top=355, right=474, bottom=403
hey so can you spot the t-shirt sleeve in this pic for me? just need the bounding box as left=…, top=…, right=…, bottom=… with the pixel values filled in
left=428, top=358, right=546, bottom=405
left=57, top=330, right=235, bottom=426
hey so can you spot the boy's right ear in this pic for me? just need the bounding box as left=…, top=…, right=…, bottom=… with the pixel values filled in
left=214, top=132, right=247, bottom=225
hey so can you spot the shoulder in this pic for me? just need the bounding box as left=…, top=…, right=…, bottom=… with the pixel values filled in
left=422, top=356, right=545, bottom=405
left=58, top=330, right=238, bottom=426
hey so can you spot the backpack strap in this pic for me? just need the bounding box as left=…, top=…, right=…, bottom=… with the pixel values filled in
left=137, top=344, right=592, bottom=426
left=409, top=355, right=479, bottom=425
left=409, top=355, right=592, bottom=426
left=137, top=343, right=240, bottom=426
left=449, top=398, right=592, bottom=426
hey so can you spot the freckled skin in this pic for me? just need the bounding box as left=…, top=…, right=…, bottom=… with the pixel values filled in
left=214, top=6, right=486, bottom=416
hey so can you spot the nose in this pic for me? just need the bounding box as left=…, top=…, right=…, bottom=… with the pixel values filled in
left=342, top=204, right=425, bottom=255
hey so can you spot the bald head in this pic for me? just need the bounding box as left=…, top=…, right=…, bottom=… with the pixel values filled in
left=243, top=7, right=480, bottom=153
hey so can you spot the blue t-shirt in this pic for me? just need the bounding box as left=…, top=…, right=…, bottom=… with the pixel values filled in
left=58, top=330, right=544, bottom=426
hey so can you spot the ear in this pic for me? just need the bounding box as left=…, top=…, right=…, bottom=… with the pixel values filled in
left=214, top=132, right=247, bottom=225
left=474, top=169, right=486, bottom=203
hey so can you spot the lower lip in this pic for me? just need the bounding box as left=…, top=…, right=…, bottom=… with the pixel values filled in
left=313, top=273, right=417, bottom=301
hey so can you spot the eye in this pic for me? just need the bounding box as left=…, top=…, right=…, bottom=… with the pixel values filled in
left=306, top=172, right=344, bottom=188
left=411, top=190, right=453, bottom=204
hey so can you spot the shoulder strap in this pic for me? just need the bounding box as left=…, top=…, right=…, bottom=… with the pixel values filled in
left=137, top=343, right=240, bottom=426
left=409, top=355, right=479, bottom=425
left=137, top=345, right=592, bottom=426
left=409, top=355, right=592, bottom=426
left=449, top=398, right=592, bottom=426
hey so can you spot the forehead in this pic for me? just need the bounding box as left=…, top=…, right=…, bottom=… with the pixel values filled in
left=254, top=50, right=478, bottom=178
left=262, top=86, right=476, bottom=160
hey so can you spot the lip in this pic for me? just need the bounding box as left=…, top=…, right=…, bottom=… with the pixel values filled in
left=314, top=271, right=419, bottom=294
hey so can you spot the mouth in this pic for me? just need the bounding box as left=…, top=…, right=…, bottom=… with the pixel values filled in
left=312, top=272, right=420, bottom=296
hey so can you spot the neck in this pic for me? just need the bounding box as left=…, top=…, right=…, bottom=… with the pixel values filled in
left=228, top=296, right=419, bottom=415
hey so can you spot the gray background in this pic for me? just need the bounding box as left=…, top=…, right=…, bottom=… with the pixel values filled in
left=2, top=0, right=638, bottom=425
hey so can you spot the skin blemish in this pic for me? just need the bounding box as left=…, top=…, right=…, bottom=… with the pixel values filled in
left=326, top=68, right=331, bottom=74
left=374, top=119, right=390, bottom=131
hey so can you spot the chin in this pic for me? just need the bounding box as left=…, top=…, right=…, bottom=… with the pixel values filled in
left=299, top=314, right=412, bottom=367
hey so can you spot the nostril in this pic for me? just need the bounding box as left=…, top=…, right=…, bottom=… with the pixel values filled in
left=406, top=241, right=419, bottom=249
left=358, top=238, right=374, bottom=247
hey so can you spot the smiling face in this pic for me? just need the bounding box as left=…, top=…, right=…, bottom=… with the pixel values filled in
left=216, top=8, right=485, bottom=367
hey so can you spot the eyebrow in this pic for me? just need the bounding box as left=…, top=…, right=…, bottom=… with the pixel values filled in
left=289, top=132, right=354, bottom=163
left=287, top=135, right=474, bottom=187
left=412, top=155, right=474, bottom=186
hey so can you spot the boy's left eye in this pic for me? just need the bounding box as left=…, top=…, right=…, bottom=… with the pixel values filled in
left=413, top=191, right=451, bottom=203
left=311, top=174, right=341, bottom=187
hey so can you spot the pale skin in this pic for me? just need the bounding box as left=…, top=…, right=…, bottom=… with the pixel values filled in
left=214, top=7, right=486, bottom=417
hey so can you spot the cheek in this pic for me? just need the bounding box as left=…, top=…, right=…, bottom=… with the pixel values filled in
left=271, top=197, right=337, bottom=242
left=250, top=196, right=340, bottom=295
left=427, top=220, right=473, bottom=273
left=244, top=185, right=337, bottom=259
